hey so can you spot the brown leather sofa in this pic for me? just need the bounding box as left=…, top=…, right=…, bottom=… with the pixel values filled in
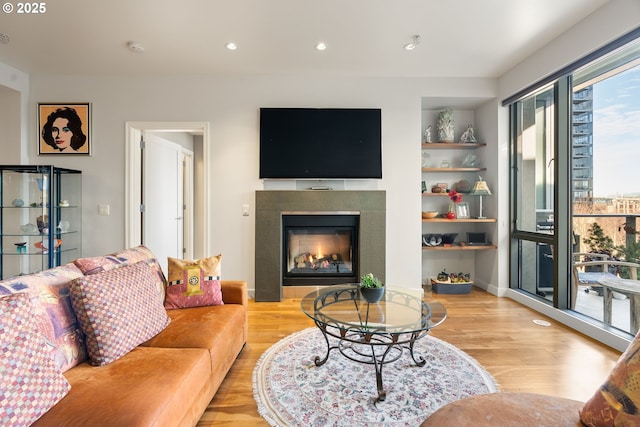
left=1, top=245, right=248, bottom=427
left=32, top=279, right=248, bottom=427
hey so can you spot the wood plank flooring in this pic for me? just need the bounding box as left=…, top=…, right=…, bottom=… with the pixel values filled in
left=197, top=286, right=623, bottom=426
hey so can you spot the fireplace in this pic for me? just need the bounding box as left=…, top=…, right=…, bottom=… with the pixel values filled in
left=255, top=190, right=385, bottom=301
left=282, top=213, right=359, bottom=285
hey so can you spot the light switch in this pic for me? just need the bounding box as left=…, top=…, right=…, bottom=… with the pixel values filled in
left=98, top=204, right=110, bottom=215
left=242, top=204, right=250, bottom=216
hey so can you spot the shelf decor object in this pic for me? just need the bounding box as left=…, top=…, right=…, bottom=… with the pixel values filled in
left=468, top=176, right=492, bottom=219
left=437, top=109, right=455, bottom=142
left=447, top=190, right=463, bottom=219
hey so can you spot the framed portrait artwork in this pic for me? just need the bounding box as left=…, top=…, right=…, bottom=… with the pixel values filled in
left=38, top=103, right=91, bottom=155
left=455, top=202, right=470, bottom=219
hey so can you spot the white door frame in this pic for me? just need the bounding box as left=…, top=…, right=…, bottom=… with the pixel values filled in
left=125, top=121, right=209, bottom=258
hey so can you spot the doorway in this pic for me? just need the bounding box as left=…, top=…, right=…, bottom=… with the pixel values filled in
left=125, top=122, right=209, bottom=267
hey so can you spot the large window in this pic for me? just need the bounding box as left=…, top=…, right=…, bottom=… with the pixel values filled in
left=509, top=31, right=640, bottom=337
left=511, top=85, right=556, bottom=300
left=570, top=39, right=640, bottom=333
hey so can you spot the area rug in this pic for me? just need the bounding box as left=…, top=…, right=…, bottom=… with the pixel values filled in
left=253, top=328, right=498, bottom=427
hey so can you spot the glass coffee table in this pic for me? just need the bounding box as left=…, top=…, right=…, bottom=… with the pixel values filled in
left=300, top=285, right=447, bottom=401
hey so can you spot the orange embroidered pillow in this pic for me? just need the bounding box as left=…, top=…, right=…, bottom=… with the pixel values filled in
left=164, top=255, right=223, bottom=309
left=580, top=331, right=640, bottom=426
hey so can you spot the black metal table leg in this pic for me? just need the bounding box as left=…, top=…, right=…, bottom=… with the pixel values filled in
left=313, top=322, right=338, bottom=366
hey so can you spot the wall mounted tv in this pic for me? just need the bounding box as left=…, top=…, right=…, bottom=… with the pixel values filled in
left=259, top=108, right=382, bottom=179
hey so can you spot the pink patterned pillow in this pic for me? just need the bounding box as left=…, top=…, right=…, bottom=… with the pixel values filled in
left=164, top=255, right=223, bottom=309
left=0, top=263, right=87, bottom=372
left=73, top=245, right=166, bottom=296
left=0, top=293, right=71, bottom=426
left=69, top=261, right=170, bottom=366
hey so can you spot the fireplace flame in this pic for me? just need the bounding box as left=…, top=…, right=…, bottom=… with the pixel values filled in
left=317, top=245, right=323, bottom=259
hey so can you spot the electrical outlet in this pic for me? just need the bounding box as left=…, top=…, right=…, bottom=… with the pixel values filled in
left=98, top=204, right=110, bottom=215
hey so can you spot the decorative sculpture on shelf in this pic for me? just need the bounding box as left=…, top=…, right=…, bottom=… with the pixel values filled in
left=424, top=125, right=433, bottom=143
left=459, top=124, right=477, bottom=143
left=437, top=109, right=455, bottom=142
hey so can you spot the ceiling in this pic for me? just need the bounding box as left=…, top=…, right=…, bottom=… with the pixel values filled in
left=0, top=0, right=610, bottom=78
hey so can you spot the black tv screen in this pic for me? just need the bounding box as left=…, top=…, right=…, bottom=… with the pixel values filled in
left=259, top=108, right=382, bottom=179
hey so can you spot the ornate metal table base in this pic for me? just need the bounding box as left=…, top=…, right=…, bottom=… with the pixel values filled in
left=301, top=286, right=446, bottom=402
left=313, top=323, right=428, bottom=402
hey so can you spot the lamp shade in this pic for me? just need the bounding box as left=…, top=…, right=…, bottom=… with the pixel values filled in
left=469, top=177, right=492, bottom=196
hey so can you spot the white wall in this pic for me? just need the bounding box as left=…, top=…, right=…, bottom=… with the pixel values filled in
left=498, top=0, right=640, bottom=101
left=23, top=74, right=496, bottom=293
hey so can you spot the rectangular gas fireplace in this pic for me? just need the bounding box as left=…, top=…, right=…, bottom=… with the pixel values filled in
left=282, top=213, right=359, bottom=285
left=255, top=190, right=385, bottom=301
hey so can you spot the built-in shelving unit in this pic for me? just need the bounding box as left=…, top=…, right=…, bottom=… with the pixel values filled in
left=420, top=108, right=496, bottom=284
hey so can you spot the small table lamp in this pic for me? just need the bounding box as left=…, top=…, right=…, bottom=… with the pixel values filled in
left=468, top=176, right=492, bottom=219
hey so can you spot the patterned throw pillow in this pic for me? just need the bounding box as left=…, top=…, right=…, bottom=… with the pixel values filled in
left=0, top=293, right=71, bottom=426
left=73, top=245, right=166, bottom=297
left=164, top=254, right=223, bottom=309
left=580, top=331, right=640, bottom=426
left=0, top=263, right=87, bottom=372
left=69, top=261, right=170, bottom=366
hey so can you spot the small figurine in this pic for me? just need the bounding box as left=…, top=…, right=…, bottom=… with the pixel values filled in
left=424, top=125, right=432, bottom=143
left=459, top=124, right=477, bottom=143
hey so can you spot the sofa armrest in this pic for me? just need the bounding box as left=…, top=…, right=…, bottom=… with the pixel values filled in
left=221, top=280, right=247, bottom=306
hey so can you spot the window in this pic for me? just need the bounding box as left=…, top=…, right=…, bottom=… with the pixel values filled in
left=571, top=38, right=640, bottom=334
left=508, top=30, right=640, bottom=338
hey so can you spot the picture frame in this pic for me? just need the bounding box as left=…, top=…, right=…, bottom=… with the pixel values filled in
left=38, top=103, right=91, bottom=155
left=455, top=202, right=470, bottom=219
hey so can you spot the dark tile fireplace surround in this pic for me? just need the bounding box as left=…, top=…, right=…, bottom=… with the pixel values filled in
left=255, top=190, right=386, bottom=301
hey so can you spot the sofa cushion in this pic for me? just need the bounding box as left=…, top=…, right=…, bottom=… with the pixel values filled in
left=32, top=346, right=212, bottom=427
left=70, top=261, right=170, bottom=365
left=580, top=331, right=640, bottom=426
left=0, top=263, right=87, bottom=372
left=1, top=293, right=71, bottom=426
left=73, top=245, right=166, bottom=297
left=164, top=254, right=223, bottom=309
left=141, top=303, right=247, bottom=393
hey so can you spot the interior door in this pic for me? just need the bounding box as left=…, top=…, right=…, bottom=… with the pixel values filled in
left=143, top=133, right=184, bottom=274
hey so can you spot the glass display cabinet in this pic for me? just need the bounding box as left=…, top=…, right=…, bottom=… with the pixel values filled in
left=0, top=165, right=82, bottom=279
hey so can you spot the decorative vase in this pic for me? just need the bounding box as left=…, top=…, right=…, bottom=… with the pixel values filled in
left=360, top=286, right=385, bottom=304
left=437, top=109, right=455, bottom=142
left=447, top=202, right=457, bottom=219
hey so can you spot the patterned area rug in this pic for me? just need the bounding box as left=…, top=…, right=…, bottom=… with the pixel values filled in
left=253, top=328, right=498, bottom=427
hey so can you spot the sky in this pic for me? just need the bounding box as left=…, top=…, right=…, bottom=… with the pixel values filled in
left=592, top=65, right=640, bottom=197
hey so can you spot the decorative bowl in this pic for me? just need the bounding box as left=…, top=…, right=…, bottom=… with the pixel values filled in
left=441, top=233, right=459, bottom=244
left=422, top=211, right=439, bottom=219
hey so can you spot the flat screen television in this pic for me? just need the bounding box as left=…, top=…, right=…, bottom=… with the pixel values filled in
left=259, top=108, right=382, bottom=179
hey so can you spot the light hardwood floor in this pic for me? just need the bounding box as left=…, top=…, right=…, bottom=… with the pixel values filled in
left=197, top=286, right=623, bottom=426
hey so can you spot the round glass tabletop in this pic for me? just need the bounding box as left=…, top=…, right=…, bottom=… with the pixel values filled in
left=300, top=284, right=447, bottom=336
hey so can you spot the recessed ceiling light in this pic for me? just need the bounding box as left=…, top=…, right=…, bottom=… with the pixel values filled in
left=315, top=42, right=327, bottom=51
left=127, top=41, right=145, bottom=53
left=403, top=35, right=421, bottom=51
left=226, top=42, right=238, bottom=51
